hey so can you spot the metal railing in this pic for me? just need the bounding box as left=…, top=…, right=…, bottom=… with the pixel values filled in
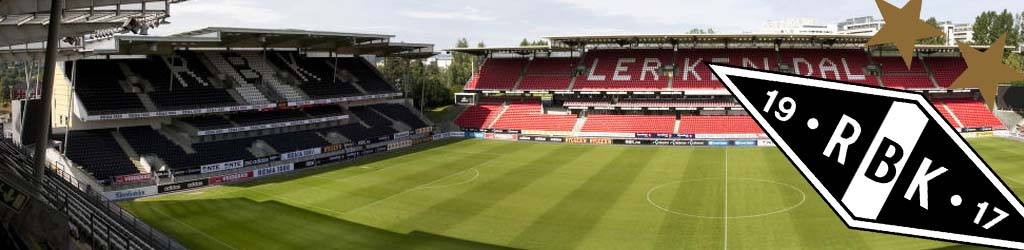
left=0, top=139, right=186, bottom=250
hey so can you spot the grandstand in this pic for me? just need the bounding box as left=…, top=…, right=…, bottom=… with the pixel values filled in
left=16, top=27, right=438, bottom=194
left=450, top=34, right=1008, bottom=139
left=3, top=12, right=1019, bottom=248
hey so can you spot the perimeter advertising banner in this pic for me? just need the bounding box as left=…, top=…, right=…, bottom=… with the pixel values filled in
left=208, top=171, right=254, bottom=185
left=200, top=160, right=245, bottom=174
left=103, top=186, right=159, bottom=200
left=158, top=179, right=209, bottom=194
left=280, top=147, right=323, bottom=161
left=253, top=163, right=295, bottom=178
left=113, top=172, right=153, bottom=185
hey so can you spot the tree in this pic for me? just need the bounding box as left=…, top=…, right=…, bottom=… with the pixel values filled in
left=687, top=28, right=715, bottom=34
left=520, top=38, right=530, bottom=46
left=973, top=10, right=1020, bottom=46
left=377, top=38, right=479, bottom=109
left=919, top=17, right=947, bottom=45
left=477, top=41, right=486, bottom=48
left=449, top=38, right=474, bottom=87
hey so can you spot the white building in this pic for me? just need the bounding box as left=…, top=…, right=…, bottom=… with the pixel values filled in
left=759, top=18, right=836, bottom=34
left=937, top=21, right=975, bottom=45
left=838, top=16, right=973, bottom=45
left=837, top=16, right=885, bottom=35
left=427, top=54, right=452, bottom=68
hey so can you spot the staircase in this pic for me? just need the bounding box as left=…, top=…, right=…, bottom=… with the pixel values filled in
left=864, top=50, right=886, bottom=87
left=568, top=53, right=588, bottom=90
left=135, top=93, right=158, bottom=112
left=919, top=56, right=942, bottom=89
left=204, top=52, right=272, bottom=105
left=572, top=111, right=588, bottom=134
left=250, top=140, right=279, bottom=157
left=111, top=130, right=147, bottom=173
left=673, top=117, right=682, bottom=134
left=164, top=57, right=211, bottom=88
left=486, top=102, right=511, bottom=129
left=940, top=101, right=966, bottom=128
left=157, top=126, right=197, bottom=154
left=276, top=53, right=321, bottom=82
left=511, top=59, right=532, bottom=91
left=239, top=52, right=309, bottom=102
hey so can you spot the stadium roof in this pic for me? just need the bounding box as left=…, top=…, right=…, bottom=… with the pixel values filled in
left=448, top=34, right=1003, bottom=56
left=544, top=34, right=875, bottom=47
left=446, top=46, right=576, bottom=56
left=0, top=0, right=181, bottom=61
left=0, top=0, right=185, bottom=16
left=112, top=27, right=435, bottom=58
left=0, top=10, right=169, bottom=47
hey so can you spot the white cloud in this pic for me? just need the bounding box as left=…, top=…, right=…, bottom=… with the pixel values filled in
left=398, top=6, right=495, bottom=22
left=173, top=0, right=284, bottom=25
left=553, top=0, right=774, bottom=29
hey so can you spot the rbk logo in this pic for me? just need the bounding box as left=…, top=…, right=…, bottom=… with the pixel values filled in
left=708, top=63, right=1024, bottom=249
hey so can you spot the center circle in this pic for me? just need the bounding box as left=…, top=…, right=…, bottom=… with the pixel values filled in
left=418, top=168, right=480, bottom=190
left=646, top=178, right=806, bottom=219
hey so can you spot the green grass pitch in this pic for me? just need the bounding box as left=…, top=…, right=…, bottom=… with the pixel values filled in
left=121, top=137, right=1024, bottom=250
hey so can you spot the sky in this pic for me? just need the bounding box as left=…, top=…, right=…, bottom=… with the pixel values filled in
left=150, top=0, right=1024, bottom=49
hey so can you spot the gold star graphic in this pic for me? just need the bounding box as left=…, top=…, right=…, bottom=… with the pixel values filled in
left=949, top=34, right=1024, bottom=108
left=865, top=0, right=944, bottom=69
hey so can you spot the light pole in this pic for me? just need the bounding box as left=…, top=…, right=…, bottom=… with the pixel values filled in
left=32, top=0, right=64, bottom=183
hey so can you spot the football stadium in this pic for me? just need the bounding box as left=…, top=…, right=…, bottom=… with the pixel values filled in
left=1, top=0, right=1024, bottom=250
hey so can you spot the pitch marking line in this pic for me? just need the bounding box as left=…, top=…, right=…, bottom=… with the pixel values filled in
left=418, top=168, right=480, bottom=190
left=343, top=167, right=483, bottom=215
left=647, top=177, right=806, bottom=219
left=248, top=189, right=347, bottom=217
left=724, top=148, right=729, bottom=250
left=152, top=206, right=239, bottom=250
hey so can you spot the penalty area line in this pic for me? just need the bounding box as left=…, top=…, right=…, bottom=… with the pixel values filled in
left=152, top=206, right=239, bottom=250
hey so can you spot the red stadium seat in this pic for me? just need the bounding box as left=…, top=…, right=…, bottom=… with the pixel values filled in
left=942, top=99, right=1005, bottom=129
left=924, top=57, right=967, bottom=88
left=931, top=101, right=962, bottom=128
left=678, top=116, right=762, bottom=134
left=454, top=103, right=505, bottom=129
left=780, top=49, right=878, bottom=86
left=582, top=115, right=676, bottom=134
left=467, top=58, right=527, bottom=90
left=575, top=49, right=673, bottom=90
left=874, top=57, right=937, bottom=89
left=519, top=75, right=572, bottom=90
left=675, top=49, right=777, bottom=90
left=490, top=101, right=577, bottom=132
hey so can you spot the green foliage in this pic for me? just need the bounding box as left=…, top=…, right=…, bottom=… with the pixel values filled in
left=919, top=17, right=948, bottom=45
left=0, top=62, right=31, bottom=105
left=378, top=38, right=479, bottom=110
left=972, top=9, right=1024, bottom=80
left=519, top=39, right=549, bottom=46
left=687, top=28, right=714, bottom=34
left=973, top=10, right=1021, bottom=46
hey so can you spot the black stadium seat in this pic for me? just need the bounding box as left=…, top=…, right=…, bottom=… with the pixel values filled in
left=65, top=61, right=147, bottom=115
left=64, top=129, right=138, bottom=181
left=370, top=104, right=428, bottom=128
left=129, top=56, right=238, bottom=110
left=334, top=58, right=396, bottom=93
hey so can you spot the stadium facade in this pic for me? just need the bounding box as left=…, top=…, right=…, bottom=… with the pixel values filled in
left=7, top=27, right=439, bottom=201
left=449, top=34, right=1011, bottom=146
left=1, top=18, right=1020, bottom=248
